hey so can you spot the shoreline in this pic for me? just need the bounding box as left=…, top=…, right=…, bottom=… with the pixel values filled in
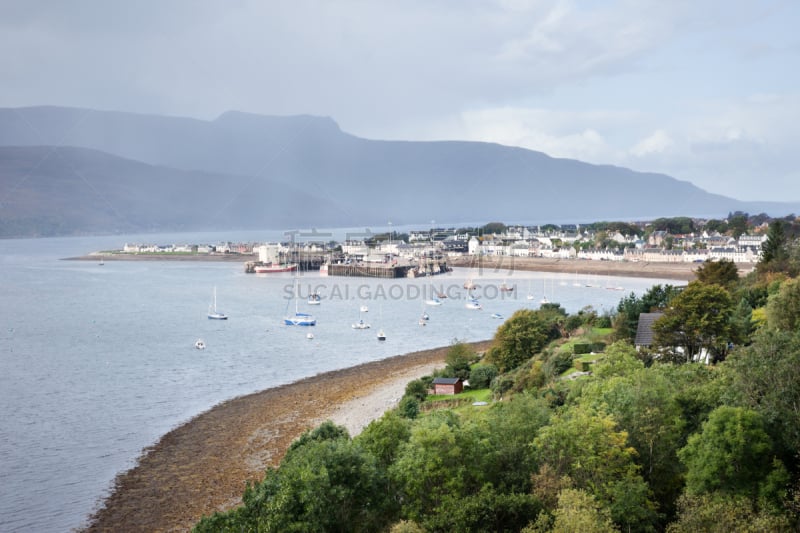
left=63, top=252, right=732, bottom=281
left=448, top=255, right=755, bottom=281
left=84, top=340, right=492, bottom=532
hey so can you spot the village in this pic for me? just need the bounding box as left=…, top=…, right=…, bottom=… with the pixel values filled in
left=114, top=218, right=770, bottom=269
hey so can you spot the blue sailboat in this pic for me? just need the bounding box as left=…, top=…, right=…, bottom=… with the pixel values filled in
left=284, top=278, right=316, bottom=326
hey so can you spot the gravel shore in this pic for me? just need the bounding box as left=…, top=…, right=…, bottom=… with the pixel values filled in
left=84, top=340, right=491, bottom=532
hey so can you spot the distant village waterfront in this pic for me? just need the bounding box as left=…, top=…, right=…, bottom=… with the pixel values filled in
left=69, top=222, right=766, bottom=280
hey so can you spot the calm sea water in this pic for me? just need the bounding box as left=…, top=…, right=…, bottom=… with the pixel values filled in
left=0, top=231, right=675, bottom=532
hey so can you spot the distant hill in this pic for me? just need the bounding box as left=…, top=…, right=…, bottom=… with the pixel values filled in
left=0, top=106, right=796, bottom=238
left=0, top=146, right=353, bottom=237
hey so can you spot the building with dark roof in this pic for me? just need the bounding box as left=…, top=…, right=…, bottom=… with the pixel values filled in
left=635, top=312, right=664, bottom=348
left=432, top=377, right=464, bottom=395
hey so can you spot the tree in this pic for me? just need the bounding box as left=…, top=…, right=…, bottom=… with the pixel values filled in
left=389, top=415, right=484, bottom=521
left=613, top=284, right=680, bottom=342
left=727, top=212, right=748, bottom=238
left=678, top=406, right=787, bottom=504
left=695, top=259, right=739, bottom=289
left=666, top=493, right=793, bottom=533
left=532, top=407, right=657, bottom=531
left=546, top=489, right=619, bottom=533
left=486, top=309, right=558, bottom=372
left=398, top=396, right=420, bottom=419
left=652, top=281, right=734, bottom=363
left=424, top=485, right=542, bottom=532
left=196, top=438, right=394, bottom=533
left=404, top=379, right=428, bottom=402
left=761, top=220, right=788, bottom=265
left=355, top=411, right=412, bottom=469
left=469, top=364, right=498, bottom=389
left=444, top=341, right=474, bottom=379
left=578, top=356, right=688, bottom=521
left=766, top=277, right=800, bottom=331
left=725, top=329, right=800, bottom=462
left=479, top=395, right=551, bottom=491
left=286, top=420, right=349, bottom=457
left=482, top=221, right=507, bottom=235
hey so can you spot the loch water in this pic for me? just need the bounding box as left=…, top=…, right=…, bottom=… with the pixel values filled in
left=0, top=231, right=675, bottom=532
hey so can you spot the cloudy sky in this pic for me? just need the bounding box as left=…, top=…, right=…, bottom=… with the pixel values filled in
left=2, top=0, right=799, bottom=202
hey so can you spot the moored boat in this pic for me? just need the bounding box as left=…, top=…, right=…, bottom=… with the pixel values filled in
left=284, top=278, right=316, bottom=326
left=207, top=286, right=228, bottom=320
left=255, top=263, right=298, bottom=274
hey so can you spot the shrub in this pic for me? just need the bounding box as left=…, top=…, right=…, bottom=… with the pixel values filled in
left=573, top=343, right=592, bottom=355
left=596, top=314, right=612, bottom=328
left=590, top=342, right=606, bottom=353
left=398, top=396, right=420, bottom=419
left=491, top=375, right=515, bottom=397
left=405, top=379, right=428, bottom=402
left=543, top=351, right=574, bottom=379
left=469, top=364, right=498, bottom=389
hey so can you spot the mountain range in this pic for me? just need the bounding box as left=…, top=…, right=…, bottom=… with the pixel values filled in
left=0, top=105, right=796, bottom=238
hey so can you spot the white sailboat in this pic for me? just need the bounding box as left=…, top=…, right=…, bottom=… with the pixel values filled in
left=207, top=286, right=228, bottom=320
left=284, top=278, right=316, bottom=326
left=540, top=280, right=549, bottom=305
left=425, top=285, right=443, bottom=306
left=352, top=307, right=371, bottom=329
left=465, top=289, right=482, bottom=309
left=377, top=305, right=386, bottom=341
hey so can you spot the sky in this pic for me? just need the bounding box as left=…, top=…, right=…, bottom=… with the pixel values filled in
left=2, top=0, right=799, bottom=202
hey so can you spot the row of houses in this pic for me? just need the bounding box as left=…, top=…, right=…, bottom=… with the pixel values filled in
left=122, top=242, right=257, bottom=254
left=465, top=233, right=767, bottom=263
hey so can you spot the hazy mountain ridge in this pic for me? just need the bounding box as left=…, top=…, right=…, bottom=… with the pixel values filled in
left=0, top=106, right=796, bottom=237
left=0, top=145, right=354, bottom=238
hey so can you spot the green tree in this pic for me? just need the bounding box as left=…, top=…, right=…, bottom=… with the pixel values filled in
left=389, top=415, right=483, bottom=521
left=355, top=411, right=412, bottom=469
left=424, top=485, right=543, bottom=532
left=729, top=297, right=754, bottom=346
left=479, top=395, right=552, bottom=491
left=444, top=341, right=474, bottom=379
left=678, top=406, right=787, bottom=503
left=725, top=329, right=800, bottom=461
left=532, top=407, right=657, bottom=531
left=704, top=219, right=729, bottom=234
left=651, top=217, right=695, bottom=234
left=761, top=220, right=788, bottom=265
left=727, top=212, right=749, bottom=238
left=652, top=281, right=734, bottom=363
left=546, top=489, right=619, bottom=533
left=766, top=277, right=800, bottom=331
left=695, top=259, right=739, bottom=288
left=613, top=284, right=679, bottom=342
left=666, top=493, right=793, bottom=533
left=197, top=438, right=394, bottom=533
left=486, top=309, right=558, bottom=372
left=286, top=420, right=349, bottom=457
left=482, top=221, right=507, bottom=235
left=398, top=396, right=420, bottom=419
left=404, top=379, right=428, bottom=402
left=469, top=364, right=498, bottom=389
left=576, top=355, right=688, bottom=522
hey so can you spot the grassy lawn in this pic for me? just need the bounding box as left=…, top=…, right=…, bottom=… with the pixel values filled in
left=426, top=388, right=492, bottom=403
left=556, top=327, right=614, bottom=376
